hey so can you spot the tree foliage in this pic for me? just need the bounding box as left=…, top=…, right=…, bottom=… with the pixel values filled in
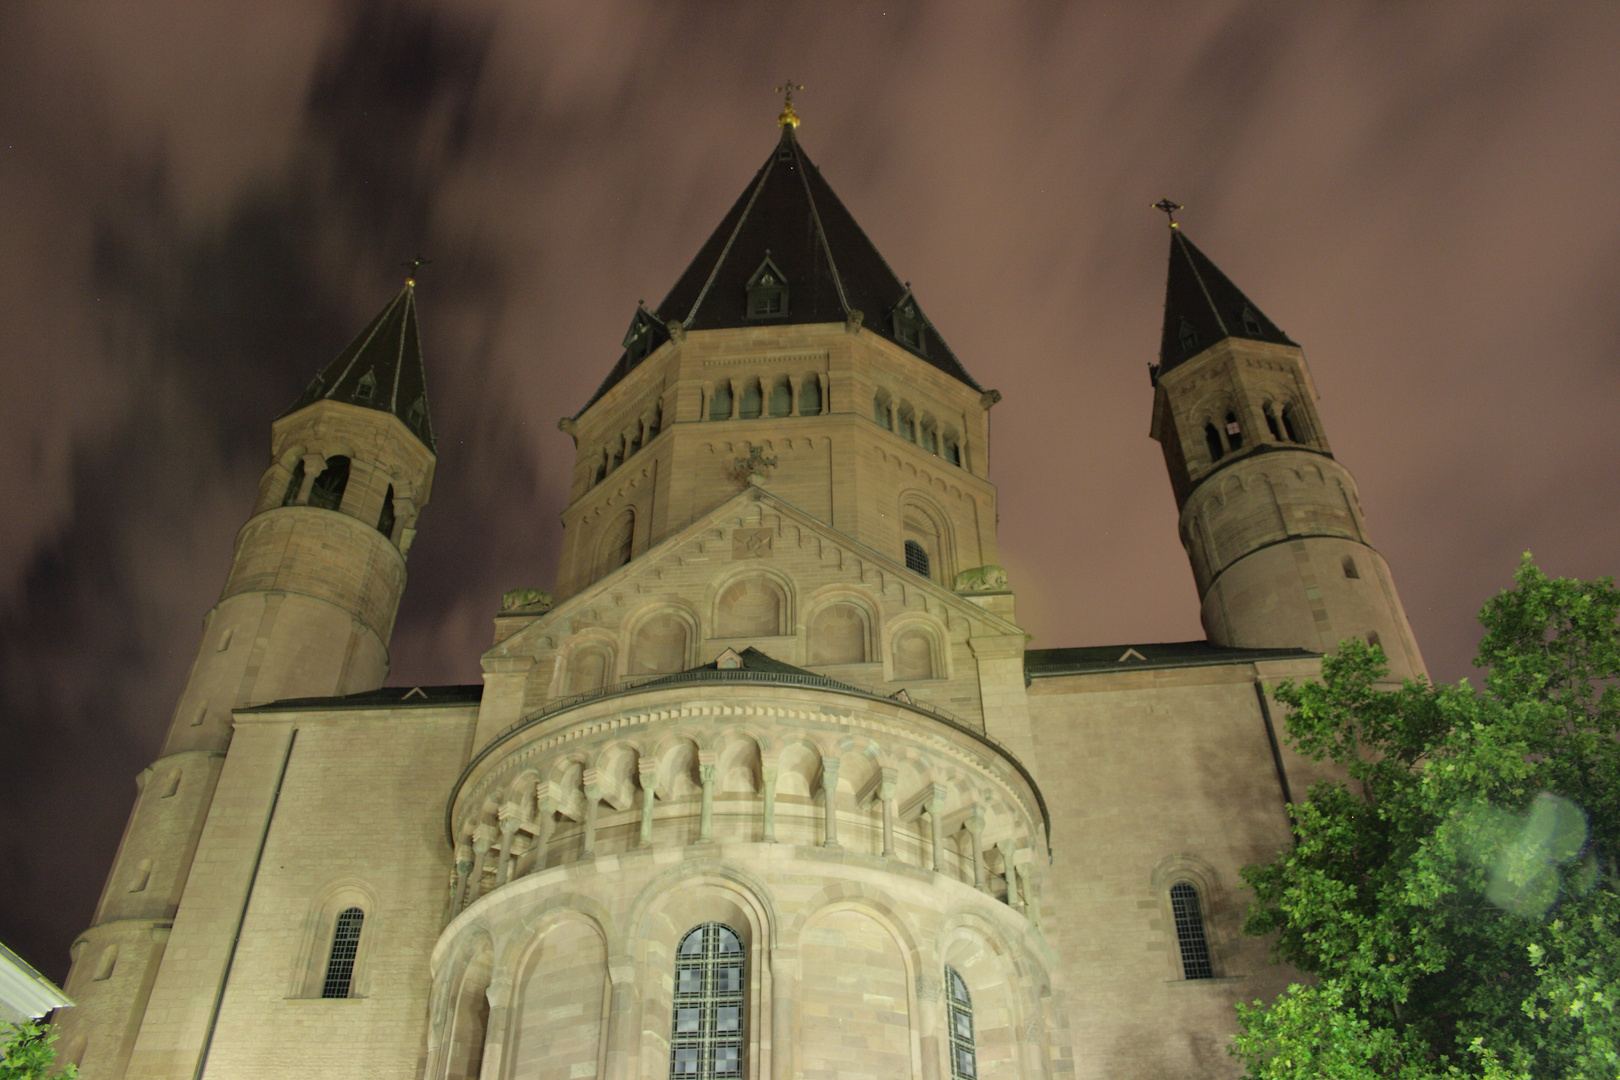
left=1234, top=557, right=1620, bottom=1079
left=0, top=1021, right=77, bottom=1080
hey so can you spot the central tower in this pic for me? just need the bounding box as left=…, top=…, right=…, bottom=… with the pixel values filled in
left=553, top=118, right=1002, bottom=606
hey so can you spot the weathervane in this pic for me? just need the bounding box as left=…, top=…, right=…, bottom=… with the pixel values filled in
left=776, top=80, right=804, bottom=129
left=1152, top=199, right=1183, bottom=229
left=402, top=255, right=433, bottom=285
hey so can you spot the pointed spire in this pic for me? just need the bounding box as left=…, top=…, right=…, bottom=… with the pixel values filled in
left=577, top=127, right=980, bottom=414
left=283, top=281, right=435, bottom=450
left=1158, top=228, right=1295, bottom=375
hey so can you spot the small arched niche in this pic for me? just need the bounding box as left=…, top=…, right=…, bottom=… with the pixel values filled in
left=808, top=602, right=868, bottom=665
left=562, top=641, right=614, bottom=695
left=892, top=625, right=940, bottom=681
left=598, top=509, right=635, bottom=577
left=715, top=576, right=787, bottom=638
left=631, top=611, right=690, bottom=675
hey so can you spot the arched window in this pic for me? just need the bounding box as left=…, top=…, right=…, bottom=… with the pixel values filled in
left=377, top=484, right=396, bottom=540
left=1263, top=403, right=1282, bottom=440
left=739, top=380, right=763, bottom=420
left=904, top=539, right=930, bottom=577
left=601, top=510, right=635, bottom=576
left=1282, top=403, right=1305, bottom=444
left=873, top=395, right=890, bottom=428
left=1169, top=882, right=1213, bottom=980
left=710, top=384, right=733, bottom=421
left=281, top=459, right=305, bottom=506
left=307, top=456, right=351, bottom=511
left=1224, top=411, right=1243, bottom=450
left=1204, top=423, right=1224, bottom=463
left=799, top=377, right=821, bottom=416
left=945, top=441, right=961, bottom=466
left=321, top=907, right=365, bottom=998
left=945, top=966, right=977, bottom=1080
left=768, top=381, right=792, bottom=417
left=669, top=923, right=745, bottom=1079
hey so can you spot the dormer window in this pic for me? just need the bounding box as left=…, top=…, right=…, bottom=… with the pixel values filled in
left=746, top=255, right=789, bottom=320
left=892, top=296, right=926, bottom=354
left=622, top=306, right=662, bottom=364
left=1241, top=304, right=1263, bottom=336
left=354, top=369, right=377, bottom=405
left=1178, top=318, right=1199, bottom=353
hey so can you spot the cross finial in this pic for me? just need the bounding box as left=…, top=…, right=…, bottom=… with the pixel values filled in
left=1152, top=199, right=1183, bottom=229
left=776, top=80, right=804, bottom=129
left=401, top=255, right=433, bottom=285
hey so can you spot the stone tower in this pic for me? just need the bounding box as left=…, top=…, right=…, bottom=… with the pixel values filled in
left=53, top=282, right=437, bottom=1079
left=1149, top=225, right=1426, bottom=681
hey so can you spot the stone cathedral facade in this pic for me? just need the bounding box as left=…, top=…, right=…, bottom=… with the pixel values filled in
left=54, top=111, right=1426, bottom=1080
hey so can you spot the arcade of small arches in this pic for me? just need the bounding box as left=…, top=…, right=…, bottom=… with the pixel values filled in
left=550, top=586, right=949, bottom=694
left=446, top=703, right=1045, bottom=932
left=873, top=390, right=967, bottom=468
left=270, top=447, right=415, bottom=548
left=591, top=398, right=669, bottom=487
left=702, top=372, right=825, bottom=424
left=1200, top=395, right=1314, bottom=466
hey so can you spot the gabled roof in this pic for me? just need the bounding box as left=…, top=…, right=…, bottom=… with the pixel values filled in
left=281, top=282, right=435, bottom=450
left=1025, top=639, right=1315, bottom=678
left=239, top=683, right=484, bottom=713
left=579, top=126, right=980, bottom=413
left=1157, top=228, right=1296, bottom=377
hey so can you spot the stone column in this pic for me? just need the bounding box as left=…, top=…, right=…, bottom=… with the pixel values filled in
left=761, top=763, right=778, bottom=843
left=468, top=824, right=494, bottom=905
left=770, top=954, right=797, bottom=1080
left=638, top=760, right=658, bottom=846
left=698, top=763, right=717, bottom=842
left=448, top=843, right=473, bottom=920
left=997, top=840, right=1021, bottom=911
left=964, top=809, right=986, bottom=891
left=494, top=802, right=521, bottom=889
left=728, top=378, right=742, bottom=419
left=820, top=757, right=840, bottom=848
left=531, top=789, right=557, bottom=875
left=787, top=375, right=802, bottom=417
left=295, top=453, right=323, bottom=502
left=480, top=973, right=514, bottom=1080
left=582, top=776, right=602, bottom=859
left=916, top=972, right=943, bottom=1080
left=879, top=769, right=897, bottom=858
left=925, top=785, right=946, bottom=872
left=604, top=956, right=638, bottom=1080
left=1017, top=862, right=1039, bottom=928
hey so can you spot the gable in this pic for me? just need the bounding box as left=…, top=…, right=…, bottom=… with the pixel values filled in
left=486, top=487, right=1021, bottom=725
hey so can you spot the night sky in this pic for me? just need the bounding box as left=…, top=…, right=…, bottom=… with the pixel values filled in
left=2, top=2, right=1617, bottom=985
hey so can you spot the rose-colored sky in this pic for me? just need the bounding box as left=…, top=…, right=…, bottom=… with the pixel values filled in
left=2, top=1, right=1616, bottom=982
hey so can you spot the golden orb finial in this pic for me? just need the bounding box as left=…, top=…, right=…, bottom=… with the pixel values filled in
left=776, top=80, right=804, bottom=129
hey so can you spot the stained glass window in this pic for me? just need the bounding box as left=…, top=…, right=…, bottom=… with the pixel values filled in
left=321, top=907, right=364, bottom=998
left=945, top=966, right=976, bottom=1080
left=670, top=923, right=745, bottom=1079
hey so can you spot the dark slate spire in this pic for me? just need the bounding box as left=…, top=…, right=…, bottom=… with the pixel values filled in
left=579, top=124, right=980, bottom=413
left=282, top=281, right=434, bottom=450
left=1158, top=228, right=1296, bottom=377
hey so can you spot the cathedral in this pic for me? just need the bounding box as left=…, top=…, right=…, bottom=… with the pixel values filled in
left=53, top=101, right=1426, bottom=1080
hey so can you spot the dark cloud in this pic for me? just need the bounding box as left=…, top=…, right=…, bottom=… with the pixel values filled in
left=3, top=0, right=1617, bottom=985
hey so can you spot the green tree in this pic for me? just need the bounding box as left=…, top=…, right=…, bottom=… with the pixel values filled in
left=0, top=1020, right=77, bottom=1080
left=1233, top=557, right=1619, bottom=1079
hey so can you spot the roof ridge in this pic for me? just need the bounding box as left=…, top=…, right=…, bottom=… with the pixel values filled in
left=683, top=149, right=780, bottom=327
left=790, top=135, right=851, bottom=315
left=1176, top=230, right=1228, bottom=336
left=325, top=289, right=401, bottom=401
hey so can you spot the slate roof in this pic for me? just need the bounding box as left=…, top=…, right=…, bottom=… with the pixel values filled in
left=636, top=646, right=867, bottom=695
left=239, top=683, right=483, bottom=713
left=1157, top=228, right=1296, bottom=377
left=281, top=282, right=435, bottom=450
left=1025, top=639, right=1315, bottom=678
left=579, top=125, right=981, bottom=413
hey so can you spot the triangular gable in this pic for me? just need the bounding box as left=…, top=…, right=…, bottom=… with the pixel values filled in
left=487, top=484, right=1023, bottom=663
